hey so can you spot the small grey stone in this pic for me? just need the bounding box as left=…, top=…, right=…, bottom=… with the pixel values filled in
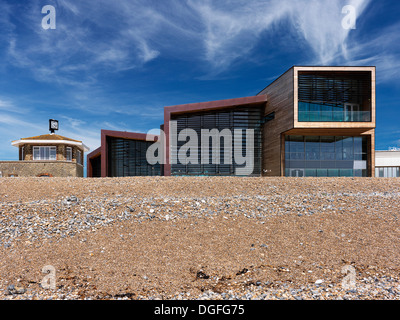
left=7, top=284, right=26, bottom=295
left=6, top=285, right=15, bottom=295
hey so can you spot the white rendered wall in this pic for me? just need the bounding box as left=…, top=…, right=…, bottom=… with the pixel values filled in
left=375, top=151, right=400, bottom=167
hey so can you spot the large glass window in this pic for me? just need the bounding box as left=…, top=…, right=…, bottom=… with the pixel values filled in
left=305, top=136, right=320, bottom=160
left=107, top=137, right=161, bottom=177
left=320, top=136, right=335, bottom=160
left=171, top=106, right=263, bottom=176
left=33, top=146, right=57, bottom=161
left=343, top=137, right=354, bottom=160
left=298, top=72, right=372, bottom=122
left=285, top=135, right=368, bottom=177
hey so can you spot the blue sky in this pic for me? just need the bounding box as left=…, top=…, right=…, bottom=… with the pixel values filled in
left=0, top=0, right=399, bottom=171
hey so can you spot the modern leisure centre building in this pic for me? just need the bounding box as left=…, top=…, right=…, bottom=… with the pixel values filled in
left=88, top=66, right=379, bottom=178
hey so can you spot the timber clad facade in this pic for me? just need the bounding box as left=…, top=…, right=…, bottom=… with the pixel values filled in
left=88, top=66, right=377, bottom=178
left=258, top=67, right=295, bottom=176
left=258, top=66, right=376, bottom=177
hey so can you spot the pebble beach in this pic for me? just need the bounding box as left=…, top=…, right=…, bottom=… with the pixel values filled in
left=0, top=177, right=399, bottom=300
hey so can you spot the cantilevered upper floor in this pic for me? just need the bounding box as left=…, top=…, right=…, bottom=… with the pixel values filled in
left=257, top=66, right=376, bottom=177
left=258, top=66, right=376, bottom=131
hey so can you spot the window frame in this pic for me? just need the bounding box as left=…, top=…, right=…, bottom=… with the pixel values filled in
left=66, top=147, right=72, bottom=162
left=76, top=149, right=82, bottom=165
left=33, top=146, right=57, bottom=161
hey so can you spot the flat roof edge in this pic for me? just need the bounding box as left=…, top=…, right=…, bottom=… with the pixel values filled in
left=11, top=139, right=90, bottom=152
left=164, top=95, right=267, bottom=114
left=87, top=146, right=101, bottom=159
left=292, top=65, right=376, bottom=68
left=256, top=66, right=294, bottom=95
left=100, top=130, right=159, bottom=141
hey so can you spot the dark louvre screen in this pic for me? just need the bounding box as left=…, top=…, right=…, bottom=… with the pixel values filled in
left=107, top=137, right=161, bottom=177
left=171, top=106, right=263, bottom=176
left=298, top=71, right=371, bottom=105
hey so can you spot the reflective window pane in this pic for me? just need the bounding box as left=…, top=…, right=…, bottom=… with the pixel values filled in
left=66, top=148, right=72, bottom=161
left=305, top=136, right=320, bottom=160
left=50, top=147, right=57, bottom=161
left=285, top=135, right=368, bottom=177
left=317, top=169, right=328, bottom=177
left=343, top=137, right=354, bottom=160
left=33, top=147, right=39, bottom=160
left=335, top=136, right=344, bottom=160
left=328, top=169, right=339, bottom=177
left=340, top=169, right=353, bottom=177
left=321, top=136, right=335, bottom=160
left=290, top=136, right=304, bottom=153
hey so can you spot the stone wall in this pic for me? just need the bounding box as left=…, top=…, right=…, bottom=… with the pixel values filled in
left=19, top=144, right=83, bottom=164
left=0, top=161, right=84, bottom=177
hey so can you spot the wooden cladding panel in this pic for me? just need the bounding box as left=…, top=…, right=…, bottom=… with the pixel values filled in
left=364, top=129, right=375, bottom=177
left=258, top=68, right=294, bottom=176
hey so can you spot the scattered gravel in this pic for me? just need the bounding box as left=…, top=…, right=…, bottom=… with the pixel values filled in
left=0, top=177, right=399, bottom=300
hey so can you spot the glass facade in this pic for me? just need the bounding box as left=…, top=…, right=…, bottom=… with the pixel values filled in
left=285, top=135, right=368, bottom=177
left=171, top=106, right=263, bottom=176
left=107, top=137, right=161, bottom=177
left=298, top=72, right=372, bottom=122
left=298, top=102, right=371, bottom=122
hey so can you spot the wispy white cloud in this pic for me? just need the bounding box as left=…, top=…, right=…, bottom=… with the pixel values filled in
left=0, top=113, right=41, bottom=131
left=343, top=21, right=400, bottom=82
left=0, top=96, right=34, bottom=116
left=185, top=0, right=290, bottom=71
left=0, top=98, right=98, bottom=156
left=0, top=109, right=44, bottom=159
left=184, top=0, right=373, bottom=70
left=287, top=0, right=371, bottom=64
left=1, top=0, right=399, bottom=159
left=59, top=116, right=86, bottom=130
left=4, top=0, right=397, bottom=85
left=0, top=97, right=17, bottom=112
